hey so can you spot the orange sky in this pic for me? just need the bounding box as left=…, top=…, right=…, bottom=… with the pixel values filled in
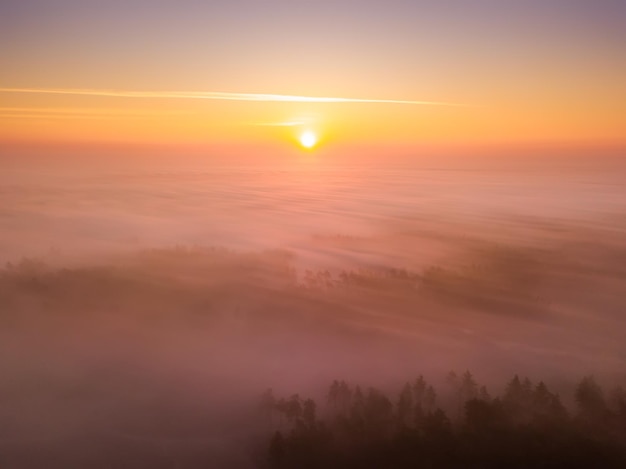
left=1, top=1, right=625, bottom=161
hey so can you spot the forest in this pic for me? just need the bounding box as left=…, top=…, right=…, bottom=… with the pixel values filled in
left=0, top=230, right=625, bottom=467
left=261, top=373, right=626, bottom=468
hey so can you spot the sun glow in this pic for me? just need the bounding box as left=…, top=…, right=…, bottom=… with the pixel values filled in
left=299, top=130, right=318, bottom=149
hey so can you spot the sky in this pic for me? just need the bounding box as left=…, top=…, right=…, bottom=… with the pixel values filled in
left=1, top=0, right=625, bottom=161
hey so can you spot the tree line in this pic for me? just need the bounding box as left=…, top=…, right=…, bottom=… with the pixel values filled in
left=259, top=373, right=626, bottom=468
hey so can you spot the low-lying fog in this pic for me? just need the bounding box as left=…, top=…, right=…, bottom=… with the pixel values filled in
left=1, top=159, right=625, bottom=467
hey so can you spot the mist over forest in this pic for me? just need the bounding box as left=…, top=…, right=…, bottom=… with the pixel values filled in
left=1, top=162, right=625, bottom=467
left=3, top=0, right=626, bottom=465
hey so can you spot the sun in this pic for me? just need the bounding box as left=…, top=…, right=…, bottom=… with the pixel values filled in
left=299, top=130, right=318, bottom=149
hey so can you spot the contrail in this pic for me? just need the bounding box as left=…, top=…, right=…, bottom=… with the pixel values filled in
left=0, top=88, right=457, bottom=106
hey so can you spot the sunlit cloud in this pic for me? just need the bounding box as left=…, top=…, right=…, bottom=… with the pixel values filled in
left=0, top=88, right=458, bottom=106
left=250, top=120, right=310, bottom=127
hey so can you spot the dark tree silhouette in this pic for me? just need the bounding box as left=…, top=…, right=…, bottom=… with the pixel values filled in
left=576, top=376, right=607, bottom=418
left=264, top=372, right=626, bottom=469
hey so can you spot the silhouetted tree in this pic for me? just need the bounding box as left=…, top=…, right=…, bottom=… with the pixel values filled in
left=302, top=398, right=316, bottom=428
left=337, top=380, right=352, bottom=413
left=464, top=398, right=505, bottom=433
left=609, top=386, right=626, bottom=416
left=275, top=397, right=288, bottom=426
left=268, top=431, right=285, bottom=468
left=478, top=385, right=491, bottom=402
left=286, top=394, right=302, bottom=423
left=327, top=380, right=340, bottom=411
left=265, top=374, right=626, bottom=469
left=397, top=382, right=413, bottom=427
left=460, top=371, right=478, bottom=401
left=575, top=376, right=606, bottom=419
left=503, top=374, right=534, bottom=423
